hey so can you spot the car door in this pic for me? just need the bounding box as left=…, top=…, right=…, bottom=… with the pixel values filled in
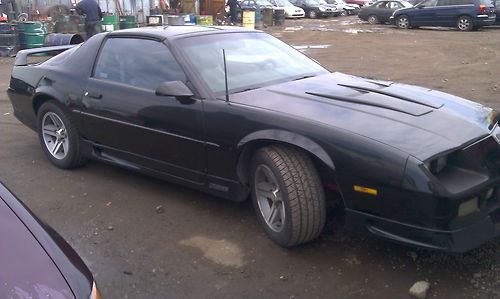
left=411, top=0, right=438, bottom=25
left=373, top=1, right=389, bottom=20
left=434, top=0, right=458, bottom=26
left=79, top=37, right=206, bottom=183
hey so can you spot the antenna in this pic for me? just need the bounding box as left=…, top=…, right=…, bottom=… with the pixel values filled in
left=223, top=49, right=229, bottom=103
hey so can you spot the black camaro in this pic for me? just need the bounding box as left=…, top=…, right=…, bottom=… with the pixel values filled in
left=7, top=26, right=500, bottom=252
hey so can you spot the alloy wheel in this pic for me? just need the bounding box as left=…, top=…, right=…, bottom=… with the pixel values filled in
left=42, top=112, right=69, bottom=160
left=254, top=164, right=286, bottom=232
left=457, top=16, right=472, bottom=31
left=397, top=15, right=409, bottom=29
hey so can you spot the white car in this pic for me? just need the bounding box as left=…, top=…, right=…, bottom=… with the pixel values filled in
left=326, top=0, right=360, bottom=15
left=269, top=0, right=306, bottom=18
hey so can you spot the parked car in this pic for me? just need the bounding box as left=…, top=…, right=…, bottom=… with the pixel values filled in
left=315, top=0, right=343, bottom=14
left=345, top=0, right=374, bottom=6
left=269, top=0, right=306, bottom=17
left=0, top=181, right=100, bottom=298
left=359, top=0, right=413, bottom=24
left=325, top=0, right=361, bottom=15
left=496, top=0, right=500, bottom=23
left=8, top=26, right=500, bottom=252
left=390, top=0, right=496, bottom=31
left=289, top=0, right=336, bottom=17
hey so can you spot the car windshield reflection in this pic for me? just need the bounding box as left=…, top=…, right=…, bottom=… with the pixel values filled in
left=178, top=33, right=328, bottom=95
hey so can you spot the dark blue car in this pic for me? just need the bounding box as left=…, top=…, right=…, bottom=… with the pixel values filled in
left=390, top=0, right=496, bottom=31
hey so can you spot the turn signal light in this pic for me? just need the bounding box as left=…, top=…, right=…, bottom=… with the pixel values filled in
left=354, top=185, right=378, bottom=196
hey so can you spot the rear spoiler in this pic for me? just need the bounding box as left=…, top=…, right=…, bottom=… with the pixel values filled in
left=14, top=44, right=77, bottom=66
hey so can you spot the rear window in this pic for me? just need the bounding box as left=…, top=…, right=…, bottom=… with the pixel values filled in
left=437, top=0, right=473, bottom=5
left=479, top=0, right=494, bottom=5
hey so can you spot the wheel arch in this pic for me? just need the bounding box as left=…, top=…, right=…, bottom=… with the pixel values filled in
left=236, top=130, right=336, bottom=185
left=32, top=86, right=66, bottom=116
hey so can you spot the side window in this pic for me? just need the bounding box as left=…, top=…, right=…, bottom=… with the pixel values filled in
left=421, top=0, right=438, bottom=6
left=376, top=1, right=388, bottom=8
left=94, top=38, right=186, bottom=90
left=389, top=1, right=401, bottom=8
left=437, top=0, right=451, bottom=5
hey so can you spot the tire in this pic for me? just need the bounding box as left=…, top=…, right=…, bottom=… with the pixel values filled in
left=367, top=14, right=378, bottom=24
left=250, top=145, right=326, bottom=247
left=308, top=10, right=317, bottom=19
left=457, top=15, right=473, bottom=31
left=396, top=14, right=410, bottom=29
left=340, top=9, right=348, bottom=16
left=37, top=101, right=87, bottom=169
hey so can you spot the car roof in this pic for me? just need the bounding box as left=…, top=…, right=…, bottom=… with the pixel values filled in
left=108, top=25, right=260, bottom=41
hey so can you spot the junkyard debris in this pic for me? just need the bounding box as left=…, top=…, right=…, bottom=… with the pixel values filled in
left=409, top=281, right=430, bottom=299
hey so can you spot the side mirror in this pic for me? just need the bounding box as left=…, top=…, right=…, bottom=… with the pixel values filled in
left=155, top=81, right=194, bottom=98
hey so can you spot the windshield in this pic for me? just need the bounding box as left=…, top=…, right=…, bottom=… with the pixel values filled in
left=316, top=0, right=329, bottom=4
left=177, top=32, right=328, bottom=95
left=400, top=1, right=413, bottom=7
left=304, top=0, right=321, bottom=5
left=256, top=0, right=274, bottom=5
left=274, top=0, right=295, bottom=6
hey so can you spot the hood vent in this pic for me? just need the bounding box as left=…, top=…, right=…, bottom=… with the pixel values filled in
left=337, top=83, right=443, bottom=109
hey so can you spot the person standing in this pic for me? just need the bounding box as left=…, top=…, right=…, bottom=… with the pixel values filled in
left=226, top=0, right=239, bottom=24
left=76, top=0, right=103, bottom=39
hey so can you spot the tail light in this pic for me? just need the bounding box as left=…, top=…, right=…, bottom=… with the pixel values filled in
left=479, top=4, right=486, bottom=13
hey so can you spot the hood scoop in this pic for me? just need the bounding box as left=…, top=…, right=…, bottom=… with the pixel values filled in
left=338, top=83, right=443, bottom=109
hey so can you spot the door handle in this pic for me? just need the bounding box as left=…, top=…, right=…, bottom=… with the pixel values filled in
left=84, top=91, right=102, bottom=100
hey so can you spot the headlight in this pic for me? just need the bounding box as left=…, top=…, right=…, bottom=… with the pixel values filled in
left=458, top=197, right=478, bottom=217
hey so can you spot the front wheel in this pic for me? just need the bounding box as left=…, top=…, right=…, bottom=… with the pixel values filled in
left=396, top=15, right=410, bottom=29
left=457, top=15, right=473, bottom=31
left=308, top=10, right=318, bottom=18
left=250, top=145, right=326, bottom=247
left=340, top=9, right=348, bottom=16
left=37, top=101, right=87, bottom=169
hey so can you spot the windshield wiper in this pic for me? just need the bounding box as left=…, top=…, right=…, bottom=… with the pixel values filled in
left=292, top=75, right=316, bottom=81
left=232, top=87, right=261, bottom=94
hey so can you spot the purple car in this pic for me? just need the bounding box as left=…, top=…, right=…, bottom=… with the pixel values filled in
left=0, top=182, right=100, bottom=299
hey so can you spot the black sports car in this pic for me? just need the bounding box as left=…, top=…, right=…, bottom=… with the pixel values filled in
left=7, top=26, right=500, bottom=252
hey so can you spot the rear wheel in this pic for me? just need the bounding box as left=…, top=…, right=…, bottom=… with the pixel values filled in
left=308, top=10, right=318, bottom=18
left=367, top=14, right=378, bottom=24
left=457, top=15, right=473, bottom=31
left=250, top=145, right=326, bottom=247
left=37, top=101, right=87, bottom=169
left=396, top=14, right=410, bottom=29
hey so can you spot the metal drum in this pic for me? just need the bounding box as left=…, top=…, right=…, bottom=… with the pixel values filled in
left=273, top=9, right=285, bottom=26
left=102, top=15, right=119, bottom=31
left=119, top=15, right=137, bottom=29
left=167, top=15, right=185, bottom=25
left=17, top=22, right=49, bottom=49
left=44, top=33, right=84, bottom=46
left=0, top=23, right=19, bottom=57
left=242, top=9, right=256, bottom=29
left=262, top=8, right=273, bottom=26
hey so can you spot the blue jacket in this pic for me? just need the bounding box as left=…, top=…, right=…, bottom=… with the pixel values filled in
left=76, top=0, right=103, bottom=22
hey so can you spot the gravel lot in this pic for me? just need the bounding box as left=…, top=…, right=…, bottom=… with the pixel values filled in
left=0, top=16, right=499, bottom=299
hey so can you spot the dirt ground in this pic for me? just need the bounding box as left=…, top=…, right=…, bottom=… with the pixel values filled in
left=1, top=17, right=499, bottom=299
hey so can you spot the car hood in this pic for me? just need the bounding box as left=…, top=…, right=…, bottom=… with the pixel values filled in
left=0, top=198, right=74, bottom=298
left=230, top=72, right=496, bottom=161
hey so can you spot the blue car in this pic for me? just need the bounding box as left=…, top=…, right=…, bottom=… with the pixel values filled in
left=390, top=0, right=496, bottom=31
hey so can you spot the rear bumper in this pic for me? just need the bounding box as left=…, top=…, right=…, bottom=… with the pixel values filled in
left=474, top=14, right=496, bottom=26
left=345, top=205, right=500, bottom=253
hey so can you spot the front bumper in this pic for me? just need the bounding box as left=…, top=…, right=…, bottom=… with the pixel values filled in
left=345, top=197, right=500, bottom=253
